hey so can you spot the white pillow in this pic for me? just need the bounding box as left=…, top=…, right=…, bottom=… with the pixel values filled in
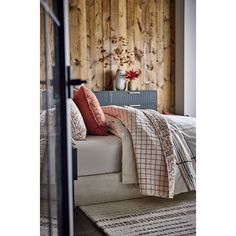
left=40, top=101, right=87, bottom=141
left=69, top=99, right=87, bottom=141
left=40, top=108, right=56, bottom=138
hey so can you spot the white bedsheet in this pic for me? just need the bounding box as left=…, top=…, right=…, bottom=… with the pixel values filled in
left=73, top=135, right=122, bottom=176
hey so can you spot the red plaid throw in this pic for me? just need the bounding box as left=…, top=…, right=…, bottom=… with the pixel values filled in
left=102, top=106, right=176, bottom=198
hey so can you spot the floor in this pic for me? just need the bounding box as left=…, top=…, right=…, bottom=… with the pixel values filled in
left=74, top=207, right=105, bottom=236
left=80, top=191, right=196, bottom=219
left=41, top=191, right=196, bottom=235
left=41, top=199, right=105, bottom=235
left=76, top=192, right=196, bottom=235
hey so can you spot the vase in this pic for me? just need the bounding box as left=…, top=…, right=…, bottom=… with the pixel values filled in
left=128, top=80, right=136, bottom=91
left=115, top=69, right=126, bottom=91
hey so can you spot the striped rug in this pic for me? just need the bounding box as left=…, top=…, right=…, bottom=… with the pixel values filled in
left=40, top=217, right=57, bottom=236
left=81, top=193, right=196, bottom=236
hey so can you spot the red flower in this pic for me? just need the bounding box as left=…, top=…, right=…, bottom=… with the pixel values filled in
left=124, top=69, right=141, bottom=80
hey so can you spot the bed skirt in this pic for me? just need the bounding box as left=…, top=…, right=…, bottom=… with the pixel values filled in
left=40, top=172, right=144, bottom=206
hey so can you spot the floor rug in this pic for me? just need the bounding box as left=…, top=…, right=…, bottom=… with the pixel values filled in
left=40, top=217, right=58, bottom=236
left=80, top=192, right=196, bottom=236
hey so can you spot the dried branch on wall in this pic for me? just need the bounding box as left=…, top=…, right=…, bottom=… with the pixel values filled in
left=98, top=36, right=133, bottom=69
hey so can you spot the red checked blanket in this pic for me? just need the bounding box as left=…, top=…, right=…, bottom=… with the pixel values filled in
left=102, top=106, right=196, bottom=198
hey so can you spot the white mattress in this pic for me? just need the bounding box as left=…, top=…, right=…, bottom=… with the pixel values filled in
left=74, top=135, right=122, bottom=176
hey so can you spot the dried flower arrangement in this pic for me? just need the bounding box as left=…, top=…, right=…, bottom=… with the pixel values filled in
left=124, top=69, right=141, bottom=81
left=125, top=69, right=141, bottom=91
left=98, top=36, right=133, bottom=68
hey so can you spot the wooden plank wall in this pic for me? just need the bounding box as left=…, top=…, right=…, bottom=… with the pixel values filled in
left=40, top=0, right=55, bottom=91
left=40, top=0, right=175, bottom=113
left=69, top=0, right=175, bottom=113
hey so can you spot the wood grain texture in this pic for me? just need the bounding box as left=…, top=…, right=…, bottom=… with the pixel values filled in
left=102, top=0, right=112, bottom=89
left=40, top=0, right=54, bottom=91
left=40, top=5, right=45, bottom=90
left=110, top=0, right=119, bottom=85
left=40, top=0, right=175, bottom=113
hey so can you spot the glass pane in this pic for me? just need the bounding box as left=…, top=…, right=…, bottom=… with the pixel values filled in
left=40, top=1, right=58, bottom=235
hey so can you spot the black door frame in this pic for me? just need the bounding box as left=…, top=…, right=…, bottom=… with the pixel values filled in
left=41, top=0, right=73, bottom=235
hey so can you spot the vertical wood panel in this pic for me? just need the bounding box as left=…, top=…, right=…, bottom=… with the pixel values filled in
left=118, top=0, right=127, bottom=69
left=40, top=0, right=54, bottom=89
left=77, top=0, right=87, bottom=81
left=149, top=0, right=158, bottom=88
left=163, top=0, right=172, bottom=113
left=88, top=2, right=96, bottom=88
left=134, top=0, right=144, bottom=90
left=86, top=1, right=91, bottom=83
left=126, top=0, right=135, bottom=69
left=94, top=0, right=103, bottom=89
left=51, top=0, right=176, bottom=112
left=156, top=0, right=165, bottom=112
left=110, top=0, right=119, bottom=84
left=142, top=0, right=150, bottom=89
left=170, top=0, right=175, bottom=113
left=69, top=1, right=80, bottom=79
left=102, top=0, right=112, bottom=90
left=40, top=6, right=45, bottom=88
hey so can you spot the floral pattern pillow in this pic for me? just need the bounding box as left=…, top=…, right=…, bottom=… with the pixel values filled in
left=40, top=108, right=56, bottom=138
left=69, top=98, right=87, bottom=141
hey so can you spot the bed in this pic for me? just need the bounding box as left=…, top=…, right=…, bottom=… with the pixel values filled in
left=72, top=111, right=195, bottom=206
left=41, top=133, right=143, bottom=206
left=40, top=88, right=196, bottom=206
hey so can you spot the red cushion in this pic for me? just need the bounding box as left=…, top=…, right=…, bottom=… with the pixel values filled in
left=73, top=86, right=108, bottom=135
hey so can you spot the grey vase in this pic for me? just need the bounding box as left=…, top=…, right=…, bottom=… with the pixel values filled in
left=115, top=69, right=126, bottom=91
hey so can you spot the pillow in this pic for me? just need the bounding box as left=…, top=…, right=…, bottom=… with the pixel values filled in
left=69, top=98, right=87, bottom=141
left=73, top=86, right=108, bottom=135
left=40, top=108, right=56, bottom=174
left=40, top=108, right=56, bottom=138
